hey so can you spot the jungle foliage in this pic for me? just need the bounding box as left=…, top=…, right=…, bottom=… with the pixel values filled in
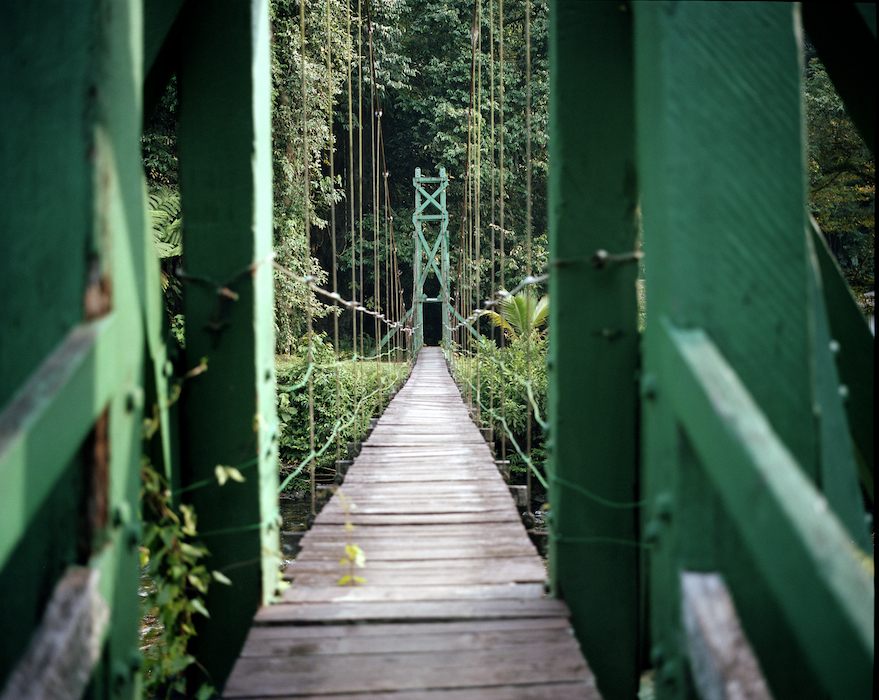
left=455, top=332, right=548, bottom=484
left=804, top=47, right=875, bottom=295
left=276, top=336, right=409, bottom=491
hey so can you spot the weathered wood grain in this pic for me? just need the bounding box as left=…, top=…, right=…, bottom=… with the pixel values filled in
left=223, top=348, right=599, bottom=699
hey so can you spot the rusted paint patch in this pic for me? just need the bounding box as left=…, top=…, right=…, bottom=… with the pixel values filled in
left=83, top=258, right=112, bottom=322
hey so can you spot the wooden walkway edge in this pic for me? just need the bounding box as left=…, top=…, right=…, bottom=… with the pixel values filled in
left=223, top=347, right=600, bottom=699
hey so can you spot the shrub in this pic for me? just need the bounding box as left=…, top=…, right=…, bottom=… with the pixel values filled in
left=276, top=334, right=409, bottom=491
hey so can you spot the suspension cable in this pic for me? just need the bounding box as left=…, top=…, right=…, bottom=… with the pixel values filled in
left=327, top=0, right=341, bottom=467
left=348, top=0, right=358, bottom=442
left=300, top=0, right=315, bottom=516
left=524, top=0, right=533, bottom=516
left=498, top=0, right=506, bottom=466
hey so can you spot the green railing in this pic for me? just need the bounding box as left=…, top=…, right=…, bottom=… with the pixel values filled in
left=548, top=2, right=874, bottom=699
left=1, top=0, right=278, bottom=694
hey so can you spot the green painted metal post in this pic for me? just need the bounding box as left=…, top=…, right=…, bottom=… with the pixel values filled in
left=412, top=167, right=451, bottom=352
left=546, top=3, right=640, bottom=698
left=177, top=0, right=278, bottom=690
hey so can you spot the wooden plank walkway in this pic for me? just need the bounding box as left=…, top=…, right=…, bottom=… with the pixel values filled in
left=224, top=347, right=600, bottom=699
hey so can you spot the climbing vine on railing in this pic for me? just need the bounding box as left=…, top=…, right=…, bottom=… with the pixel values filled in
left=139, top=459, right=229, bottom=700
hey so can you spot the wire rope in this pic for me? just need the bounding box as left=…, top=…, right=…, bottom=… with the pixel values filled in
left=327, top=0, right=341, bottom=468
left=357, top=0, right=365, bottom=439
left=300, top=0, right=316, bottom=517
left=347, top=0, right=359, bottom=444
left=498, top=0, right=506, bottom=466
left=488, top=0, right=496, bottom=439
left=524, top=0, right=533, bottom=516
left=365, top=0, right=382, bottom=418
left=475, top=0, right=483, bottom=420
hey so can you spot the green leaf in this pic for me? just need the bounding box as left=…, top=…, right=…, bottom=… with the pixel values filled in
left=188, top=573, right=209, bottom=594
left=179, top=503, right=197, bottom=536
left=190, top=597, right=210, bottom=619
left=215, top=464, right=246, bottom=486
left=212, top=570, right=233, bottom=585
left=179, top=542, right=205, bottom=560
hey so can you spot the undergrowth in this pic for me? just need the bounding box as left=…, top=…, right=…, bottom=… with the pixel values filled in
left=276, top=333, right=410, bottom=492
left=140, top=460, right=228, bottom=699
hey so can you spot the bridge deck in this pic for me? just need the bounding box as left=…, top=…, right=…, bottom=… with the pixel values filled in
left=223, top=347, right=599, bottom=699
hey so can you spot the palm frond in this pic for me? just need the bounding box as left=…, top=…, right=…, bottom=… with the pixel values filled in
left=149, top=187, right=183, bottom=258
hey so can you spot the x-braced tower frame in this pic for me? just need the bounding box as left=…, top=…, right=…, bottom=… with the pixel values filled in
left=412, top=167, right=451, bottom=353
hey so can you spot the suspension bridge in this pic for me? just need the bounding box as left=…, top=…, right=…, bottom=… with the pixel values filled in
left=1, top=3, right=874, bottom=700
left=223, top=347, right=597, bottom=698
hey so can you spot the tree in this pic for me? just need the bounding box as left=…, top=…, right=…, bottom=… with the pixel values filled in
left=271, top=0, right=352, bottom=352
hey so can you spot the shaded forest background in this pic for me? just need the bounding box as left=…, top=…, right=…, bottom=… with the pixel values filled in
left=143, top=0, right=874, bottom=354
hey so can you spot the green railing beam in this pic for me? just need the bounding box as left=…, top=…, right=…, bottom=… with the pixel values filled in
left=660, top=322, right=873, bottom=698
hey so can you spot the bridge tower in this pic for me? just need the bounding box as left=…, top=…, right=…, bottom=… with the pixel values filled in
left=412, top=167, right=451, bottom=353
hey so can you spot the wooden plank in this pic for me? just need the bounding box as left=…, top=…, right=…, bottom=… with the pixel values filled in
left=287, top=555, right=544, bottom=571
left=316, top=502, right=515, bottom=515
left=302, top=522, right=531, bottom=539
left=240, top=623, right=579, bottom=657
left=281, top=583, right=547, bottom=604
left=245, top=617, right=574, bottom=642
left=291, top=547, right=540, bottom=566
left=332, top=482, right=508, bottom=493
left=286, top=557, right=545, bottom=580
left=285, top=570, right=546, bottom=588
left=224, top=686, right=598, bottom=700
left=223, top=643, right=591, bottom=697
left=296, top=538, right=538, bottom=554
left=312, top=512, right=523, bottom=526
left=255, top=598, right=572, bottom=624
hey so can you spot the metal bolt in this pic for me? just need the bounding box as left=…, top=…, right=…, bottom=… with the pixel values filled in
left=655, top=491, right=674, bottom=521
left=650, top=644, right=664, bottom=667
left=644, top=519, right=662, bottom=544
left=125, top=386, right=143, bottom=413
left=113, top=501, right=131, bottom=527
left=641, top=374, right=658, bottom=401
left=126, top=523, right=141, bottom=551
left=660, top=658, right=680, bottom=685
